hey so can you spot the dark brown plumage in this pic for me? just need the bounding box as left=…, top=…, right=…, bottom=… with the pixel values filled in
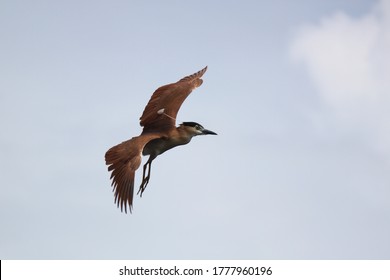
left=105, top=66, right=216, bottom=213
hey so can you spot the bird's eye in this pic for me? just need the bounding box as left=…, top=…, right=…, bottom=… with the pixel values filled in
left=195, top=125, right=201, bottom=130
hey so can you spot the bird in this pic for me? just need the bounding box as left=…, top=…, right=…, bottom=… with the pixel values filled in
left=105, top=66, right=217, bottom=213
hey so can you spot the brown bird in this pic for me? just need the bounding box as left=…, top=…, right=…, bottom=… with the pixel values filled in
left=105, top=66, right=216, bottom=213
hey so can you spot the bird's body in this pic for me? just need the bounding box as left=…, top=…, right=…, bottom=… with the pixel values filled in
left=142, top=129, right=190, bottom=156
left=105, top=67, right=216, bottom=213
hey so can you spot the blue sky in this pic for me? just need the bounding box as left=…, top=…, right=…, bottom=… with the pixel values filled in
left=1, top=0, right=389, bottom=259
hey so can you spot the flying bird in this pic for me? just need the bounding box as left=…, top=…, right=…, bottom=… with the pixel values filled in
left=105, top=66, right=216, bottom=213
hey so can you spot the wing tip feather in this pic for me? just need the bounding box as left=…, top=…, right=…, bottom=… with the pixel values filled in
left=178, top=66, right=208, bottom=83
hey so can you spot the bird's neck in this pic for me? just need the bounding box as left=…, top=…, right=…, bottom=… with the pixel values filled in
left=170, top=126, right=194, bottom=144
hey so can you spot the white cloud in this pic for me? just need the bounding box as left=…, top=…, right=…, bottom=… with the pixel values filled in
left=290, top=0, right=390, bottom=161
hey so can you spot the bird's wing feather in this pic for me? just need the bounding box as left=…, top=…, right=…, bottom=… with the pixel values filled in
left=140, top=66, right=207, bottom=133
left=105, top=133, right=162, bottom=213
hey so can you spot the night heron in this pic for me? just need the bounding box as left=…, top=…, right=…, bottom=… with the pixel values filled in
left=105, top=66, right=216, bottom=213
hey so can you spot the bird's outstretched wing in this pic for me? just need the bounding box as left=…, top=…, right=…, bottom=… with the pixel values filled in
left=140, top=66, right=208, bottom=133
left=105, top=133, right=162, bottom=213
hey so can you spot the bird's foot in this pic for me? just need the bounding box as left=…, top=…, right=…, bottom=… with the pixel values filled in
left=137, top=176, right=150, bottom=197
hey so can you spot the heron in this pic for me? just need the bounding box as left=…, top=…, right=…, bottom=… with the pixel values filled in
left=105, top=66, right=216, bottom=213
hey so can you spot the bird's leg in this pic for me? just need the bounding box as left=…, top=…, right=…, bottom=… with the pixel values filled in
left=138, top=157, right=153, bottom=197
left=139, top=162, right=150, bottom=196
left=138, top=161, right=151, bottom=196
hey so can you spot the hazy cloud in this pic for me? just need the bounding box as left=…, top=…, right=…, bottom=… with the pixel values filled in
left=290, top=0, right=390, bottom=161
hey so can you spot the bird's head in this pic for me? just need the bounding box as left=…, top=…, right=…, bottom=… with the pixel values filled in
left=180, top=122, right=217, bottom=137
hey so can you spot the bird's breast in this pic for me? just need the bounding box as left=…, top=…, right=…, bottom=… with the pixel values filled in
left=142, top=136, right=192, bottom=156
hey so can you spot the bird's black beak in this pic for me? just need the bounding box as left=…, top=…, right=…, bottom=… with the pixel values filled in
left=202, top=129, right=217, bottom=135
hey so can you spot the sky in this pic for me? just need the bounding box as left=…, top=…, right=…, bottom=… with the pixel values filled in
left=1, top=0, right=389, bottom=259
